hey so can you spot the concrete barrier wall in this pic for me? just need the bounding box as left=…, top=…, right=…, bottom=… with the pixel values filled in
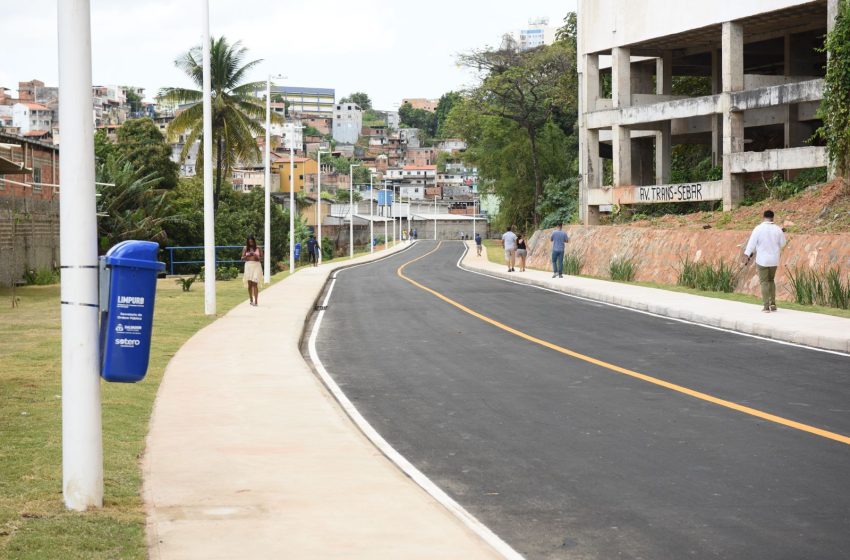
left=0, top=197, right=60, bottom=286
left=527, top=225, right=850, bottom=301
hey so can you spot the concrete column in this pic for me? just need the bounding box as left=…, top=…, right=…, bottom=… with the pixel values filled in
left=656, top=51, right=672, bottom=95
left=655, top=51, right=673, bottom=185
left=711, top=49, right=723, bottom=166
left=656, top=122, right=672, bottom=185
left=583, top=54, right=600, bottom=111
left=722, top=21, right=744, bottom=210
left=631, top=61, right=655, bottom=95
left=587, top=128, right=601, bottom=190
left=578, top=54, right=600, bottom=223
left=612, top=47, right=632, bottom=188
left=613, top=125, right=632, bottom=186
left=612, top=47, right=631, bottom=108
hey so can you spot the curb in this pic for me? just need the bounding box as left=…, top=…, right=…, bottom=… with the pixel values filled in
left=460, top=257, right=850, bottom=355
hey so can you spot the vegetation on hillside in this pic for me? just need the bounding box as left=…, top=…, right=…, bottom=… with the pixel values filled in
left=446, top=14, right=579, bottom=231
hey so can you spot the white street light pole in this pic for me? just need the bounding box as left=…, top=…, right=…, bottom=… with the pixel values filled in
left=59, top=0, right=102, bottom=511
left=287, top=123, right=304, bottom=274
left=202, top=0, right=215, bottom=316
left=263, top=73, right=285, bottom=283
left=407, top=194, right=411, bottom=243
left=316, top=148, right=329, bottom=264
left=383, top=195, right=388, bottom=250
left=433, top=195, right=438, bottom=240
left=263, top=76, right=271, bottom=283
left=389, top=181, right=396, bottom=246
left=349, top=163, right=360, bottom=258
left=289, top=144, right=295, bottom=273
left=369, top=173, right=374, bottom=253
left=471, top=192, right=476, bottom=240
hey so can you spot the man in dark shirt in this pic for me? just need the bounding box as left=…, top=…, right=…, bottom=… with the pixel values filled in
left=306, top=235, right=319, bottom=266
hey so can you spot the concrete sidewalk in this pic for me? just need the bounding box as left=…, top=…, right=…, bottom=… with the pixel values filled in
left=463, top=242, right=850, bottom=354
left=143, top=243, right=503, bottom=560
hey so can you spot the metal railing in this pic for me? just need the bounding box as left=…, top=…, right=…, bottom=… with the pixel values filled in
left=165, top=244, right=263, bottom=275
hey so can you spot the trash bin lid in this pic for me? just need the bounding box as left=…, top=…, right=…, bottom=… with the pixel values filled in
left=103, top=240, right=166, bottom=271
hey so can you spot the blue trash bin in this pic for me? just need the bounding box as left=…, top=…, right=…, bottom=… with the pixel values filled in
left=295, top=242, right=301, bottom=261
left=99, top=240, right=165, bottom=383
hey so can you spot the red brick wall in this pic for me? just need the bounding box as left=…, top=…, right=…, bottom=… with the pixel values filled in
left=1, top=142, right=59, bottom=201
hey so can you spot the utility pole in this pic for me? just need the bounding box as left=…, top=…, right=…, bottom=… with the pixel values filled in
left=201, top=0, right=215, bottom=315
left=58, top=0, right=103, bottom=511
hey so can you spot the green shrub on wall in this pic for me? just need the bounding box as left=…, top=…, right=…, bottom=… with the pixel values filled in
left=820, top=0, right=850, bottom=180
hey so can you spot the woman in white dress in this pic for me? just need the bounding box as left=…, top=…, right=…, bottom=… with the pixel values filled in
left=241, top=235, right=263, bottom=306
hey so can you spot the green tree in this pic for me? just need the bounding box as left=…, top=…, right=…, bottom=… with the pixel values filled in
left=159, top=37, right=280, bottom=210
left=165, top=178, right=289, bottom=265
left=457, top=38, right=576, bottom=226
left=125, top=88, right=143, bottom=113
left=434, top=91, right=462, bottom=137
left=820, top=0, right=850, bottom=180
left=399, top=102, right=437, bottom=136
left=95, top=155, right=183, bottom=253
left=94, top=129, right=115, bottom=164
left=340, top=92, right=372, bottom=110
left=114, top=118, right=179, bottom=189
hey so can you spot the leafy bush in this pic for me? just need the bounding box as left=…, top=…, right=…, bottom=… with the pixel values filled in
left=563, top=251, right=584, bottom=276
left=763, top=168, right=828, bottom=200
left=609, top=255, right=636, bottom=282
left=786, top=265, right=850, bottom=309
left=677, top=256, right=738, bottom=293
left=174, top=275, right=197, bottom=292
left=199, top=265, right=239, bottom=281
left=24, top=268, right=59, bottom=285
left=321, top=237, right=334, bottom=260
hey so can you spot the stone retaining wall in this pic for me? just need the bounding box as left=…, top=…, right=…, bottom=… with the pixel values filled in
left=527, top=225, right=850, bottom=301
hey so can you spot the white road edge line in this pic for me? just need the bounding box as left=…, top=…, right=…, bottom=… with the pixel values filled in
left=455, top=242, right=849, bottom=358
left=308, top=247, right=526, bottom=560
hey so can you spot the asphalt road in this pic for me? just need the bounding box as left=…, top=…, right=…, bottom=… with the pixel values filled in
left=314, top=240, right=850, bottom=560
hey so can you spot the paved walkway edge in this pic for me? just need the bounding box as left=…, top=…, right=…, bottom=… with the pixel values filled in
left=143, top=242, right=505, bottom=560
left=461, top=243, right=850, bottom=354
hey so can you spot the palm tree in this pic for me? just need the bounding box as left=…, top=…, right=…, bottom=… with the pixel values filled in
left=159, top=37, right=280, bottom=210
left=96, top=155, right=185, bottom=253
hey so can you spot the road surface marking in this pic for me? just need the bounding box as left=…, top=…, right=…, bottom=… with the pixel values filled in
left=397, top=242, right=850, bottom=447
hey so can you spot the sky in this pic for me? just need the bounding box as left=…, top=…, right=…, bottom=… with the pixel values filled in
left=1, top=0, right=576, bottom=110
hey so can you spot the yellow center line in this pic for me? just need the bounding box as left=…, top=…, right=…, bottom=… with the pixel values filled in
left=397, top=242, right=850, bottom=447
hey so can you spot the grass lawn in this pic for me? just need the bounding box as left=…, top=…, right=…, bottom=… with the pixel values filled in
left=480, top=239, right=850, bottom=319
left=0, top=246, right=383, bottom=559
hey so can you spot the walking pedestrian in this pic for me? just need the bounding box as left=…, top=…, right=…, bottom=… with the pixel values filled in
left=475, top=232, right=482, bottom=256
left=550, top=223, right=569, bottom=278
left=743, top=209, right=787, bottom=312
left=516, top=234, right=528, bottom=272
left=241, top=235, right=263, bottom=306
left=412, top=227, right=417, bottom=240
left=306, top=234, right=319, bottom=267
left=501, top=226, right=518, bottom=272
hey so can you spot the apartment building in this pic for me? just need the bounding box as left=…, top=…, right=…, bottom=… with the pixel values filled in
left=401, top=98, right=439, bottom=112
left=269, top=86, right=335, bottom=116
left=333, top=102, right=363, bottom=144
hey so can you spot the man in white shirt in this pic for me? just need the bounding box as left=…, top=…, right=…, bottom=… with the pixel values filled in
left=742, top=210, right=787, bottom=312
left=501, top=226, right=518, bottom=272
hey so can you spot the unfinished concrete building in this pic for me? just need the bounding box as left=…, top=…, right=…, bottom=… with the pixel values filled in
left=577, top=0, right=839, bottom=223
